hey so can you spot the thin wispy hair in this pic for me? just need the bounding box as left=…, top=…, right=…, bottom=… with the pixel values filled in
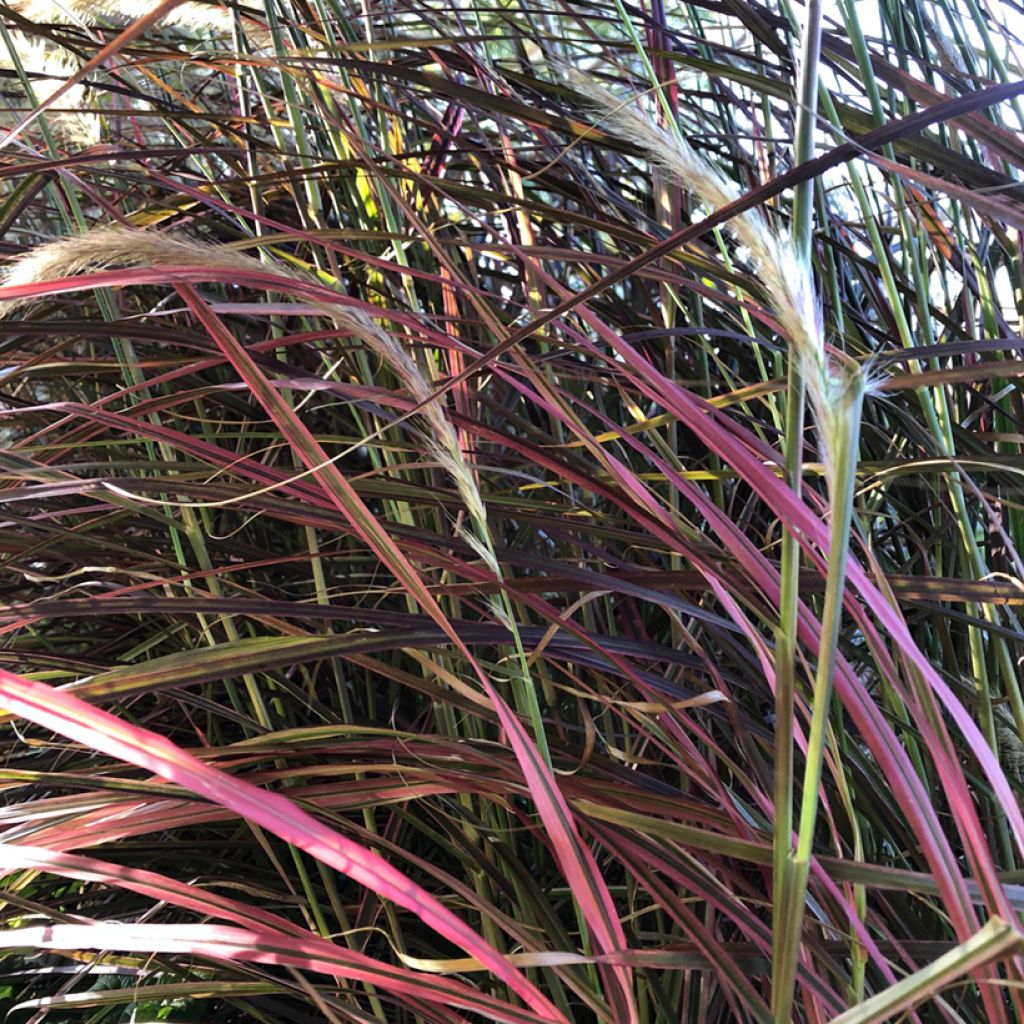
left=12, top=0, right=250, bottom=35
left=1, top=30, right=98, bottom=145
left=0, top=226, right=487, bottom=531
left=566, top=69, right=878, bottom=485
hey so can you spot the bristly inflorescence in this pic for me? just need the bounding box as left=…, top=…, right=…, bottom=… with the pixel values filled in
left=0, top=30, right=98, bottom=145
left=10, top=1, right=276, bottom=51
left=13, top=0, right=245, bottom=35
left=0, top=226, right=488, bottom=536
left=564, top=68, right=881, bottom=490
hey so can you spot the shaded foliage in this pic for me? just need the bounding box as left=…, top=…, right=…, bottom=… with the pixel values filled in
left=0, top=0, right=1023, bottom=1021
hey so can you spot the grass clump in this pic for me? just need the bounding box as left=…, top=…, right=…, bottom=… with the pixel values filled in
left=0, top=1, right=1023, bottom=1022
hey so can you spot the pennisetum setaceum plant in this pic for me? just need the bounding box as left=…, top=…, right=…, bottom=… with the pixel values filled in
left=0, top=1, right=1023, bottom=1022
left=568, top=64, right=878, bottom=1022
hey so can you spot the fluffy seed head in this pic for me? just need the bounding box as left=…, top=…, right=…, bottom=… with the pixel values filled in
left=0, top=226, right=487, bottom=527
left=12, top=0, right=243, bottom=35
left=0, top=31, right=98, bottom=145
left=566, top=69, right=876, bottom=488
left=11, top=1, right=276, bottom=52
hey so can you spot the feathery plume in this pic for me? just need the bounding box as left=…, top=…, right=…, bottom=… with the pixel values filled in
left=12, top=0, right=247, bottom=36
left=0, top=31, right=99, bottom=145
left=565, top=69, right=877, bottom=486
left=0, top=226, right=487, bottom=532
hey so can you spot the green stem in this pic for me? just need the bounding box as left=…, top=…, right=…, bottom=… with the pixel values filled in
left=772, top=0, right=821, bottom=1012
left=774, top=372, right=866, bottom=1023
left=790, top=0, right=824, bottom=257
left=771, top=363, right=804, bottom=997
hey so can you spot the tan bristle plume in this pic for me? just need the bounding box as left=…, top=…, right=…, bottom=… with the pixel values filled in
left=12, top=0, right=244, bottom=35
left=0, top=226, right=487, bottom=532
left=0, top=31, right=98, bottom=145
left=565, top=68, right=877, bottom=487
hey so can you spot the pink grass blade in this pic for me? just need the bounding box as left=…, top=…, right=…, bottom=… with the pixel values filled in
left=0, top=923, right=470, bottom=1023
left=0, top=844, right=545, bottom=1024
left=0, top=665, right=566, bottom=1023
